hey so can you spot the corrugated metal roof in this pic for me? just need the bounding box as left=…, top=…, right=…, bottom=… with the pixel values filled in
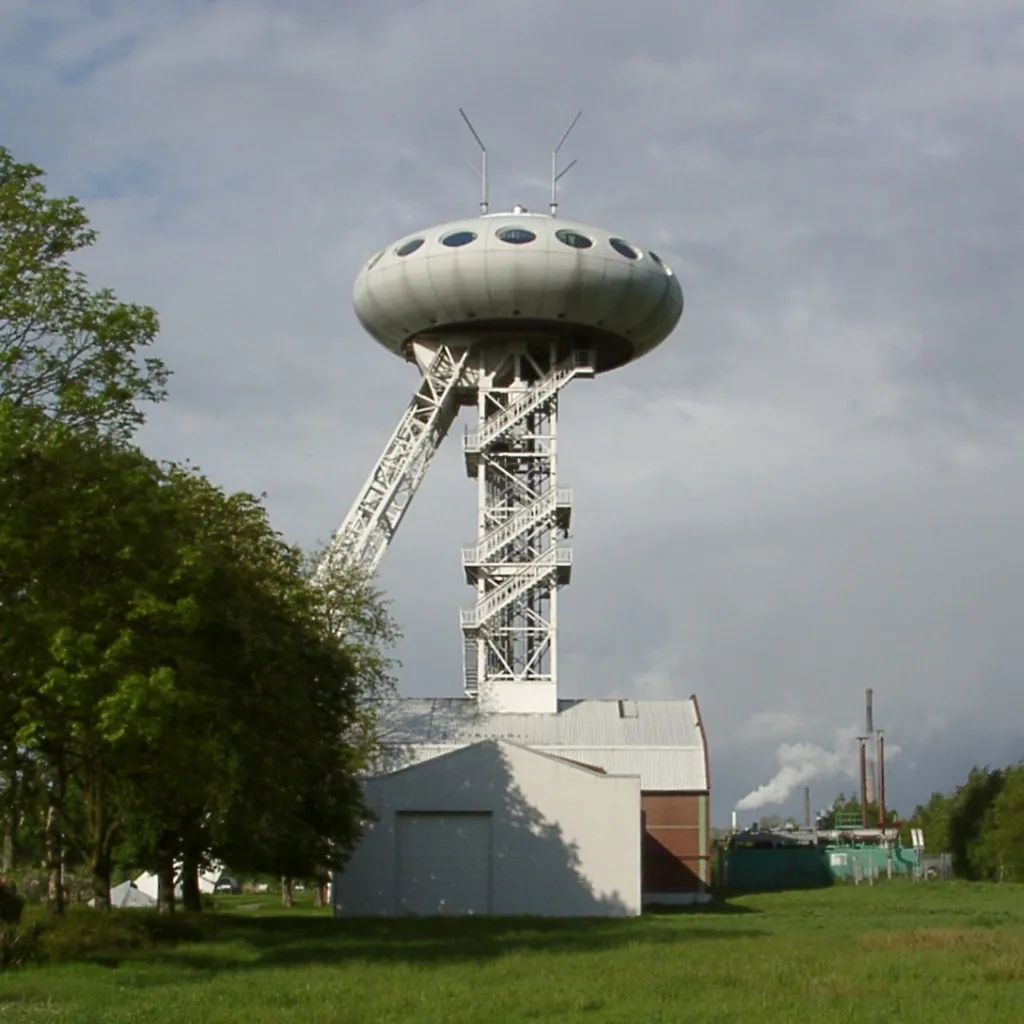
left=377, top=698, right=708, bottom=792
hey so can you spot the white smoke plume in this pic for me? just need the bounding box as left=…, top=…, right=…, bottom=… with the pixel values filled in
left=735, top=725, right=862, bottom=812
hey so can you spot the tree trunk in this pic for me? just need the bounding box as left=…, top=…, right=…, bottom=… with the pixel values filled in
left=91, top=849, right=112, bottom=910
left=312, top=871, right=328, bottom=908
left=86, top=777, right=114, bottom=910
left=1, top=829, right=12, bottom=876
left=45, top=766, right=65, bottom=916
left=180, top=843, right=202, bottom=913
left=156, top=833, right=176, bottom=915
left=1, top=764, right=18, bottom=874
left=281, top=876, right=293, bottom=908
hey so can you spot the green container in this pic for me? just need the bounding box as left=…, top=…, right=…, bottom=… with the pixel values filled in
left=825, top=844, right=920, bottom=881
left=720, top=841, right=920, bottom=892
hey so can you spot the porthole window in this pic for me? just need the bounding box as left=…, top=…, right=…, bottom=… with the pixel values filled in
left=609, top=237, right=640, bottom=260
left=649, top=251, right=674, bottom=275
left=395, top=238, right=425, bottom=257
left=555, top=229, right=593, bottom=250
left=441, top=230, right=477, bottom=247
left=366, top=250, right=384, bottom=270
left=496, top=226, right=536, bottom=245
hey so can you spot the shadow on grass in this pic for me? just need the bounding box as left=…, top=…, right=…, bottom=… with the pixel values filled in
left=647, top=898, right=762, bottom=916
left=71, top=912, right=767, bottom=974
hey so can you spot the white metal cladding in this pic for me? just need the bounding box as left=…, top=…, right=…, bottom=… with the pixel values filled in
left=395, top=813, right=492, bottom=916
left=335, top=739, right=643, bottom=917
left=377, top=697, right=708, bottom=791
left=353, top=213, right=683, bottom=368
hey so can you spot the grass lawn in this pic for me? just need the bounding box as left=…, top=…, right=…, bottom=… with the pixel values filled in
left=2, top=883, right=1023, bottom=1023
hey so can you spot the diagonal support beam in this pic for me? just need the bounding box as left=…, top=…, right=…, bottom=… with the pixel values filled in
left=314, top=344, right=472, bottom=581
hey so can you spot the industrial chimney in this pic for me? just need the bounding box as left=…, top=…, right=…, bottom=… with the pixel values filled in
left=864, top=688, right=876, bottom=806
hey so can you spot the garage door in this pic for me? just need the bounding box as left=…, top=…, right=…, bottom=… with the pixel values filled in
left=396, top=812, right=492, bottom=916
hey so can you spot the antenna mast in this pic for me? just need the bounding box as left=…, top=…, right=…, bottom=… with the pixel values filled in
left=459, top=108, right=489, bottom=215
left=550, top=110, right=581, bottom=216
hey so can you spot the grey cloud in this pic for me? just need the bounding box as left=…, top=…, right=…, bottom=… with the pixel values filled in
left=1, top=0, right=1022, bottom=822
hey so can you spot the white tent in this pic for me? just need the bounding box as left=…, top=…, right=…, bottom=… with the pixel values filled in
left=132, top=860, right=224, bottom=901
left=87, top=880, right=156, bottom=909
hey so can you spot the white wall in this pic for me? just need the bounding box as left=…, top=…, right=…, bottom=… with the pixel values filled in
left=333, top=739, right=641, bottom=917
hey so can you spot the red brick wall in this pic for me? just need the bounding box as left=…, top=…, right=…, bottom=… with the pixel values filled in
left=641, top=792, right=708, bottom=893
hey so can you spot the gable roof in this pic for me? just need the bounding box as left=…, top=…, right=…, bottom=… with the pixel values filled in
left=376, top=697, right=709, bottom=792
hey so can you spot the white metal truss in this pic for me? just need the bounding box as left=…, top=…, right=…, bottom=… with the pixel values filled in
left=460, top=345, right=595, bottom=697
left=313, top=343, right=472, bottom=582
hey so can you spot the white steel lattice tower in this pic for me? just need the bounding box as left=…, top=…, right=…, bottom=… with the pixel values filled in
left=317, top=201, right=683, bottom=714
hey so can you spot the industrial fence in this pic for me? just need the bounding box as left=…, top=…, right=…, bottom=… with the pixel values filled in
left=836, top=851, right=955, bottom=884
left=920, top=853, right=954, bottom=881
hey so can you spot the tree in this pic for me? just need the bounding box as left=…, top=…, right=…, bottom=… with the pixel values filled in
left=305, top=547, right=400, bottom=768
left=983, top=763, right=1024, bottom=881
left=107, top=471, right=395, bottom=912
left=1, top=149, right=404, bottom=917
left=0, top=146, right=168, bottom=439
left=0, top=405, right=186, bottom=911
left=948, top=767, right=1004, bottom=880
left=1, top=145, right=170, bottom=909
left=203, top=535, right=399, bottom=903
left=905, top=791, right=954, bottom=854
left=297, top=548, right=401, bottom=906
left=2, top=408, right=400, bottom=915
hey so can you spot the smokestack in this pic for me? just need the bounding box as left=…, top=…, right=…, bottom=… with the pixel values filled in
left=803, top=786, right=811, bottom=828
left=864, top=688, right=876, bottom=804
left=731, top=810, right=738, bottom=832
left=858, top=737, right=868, bottom=828
left=877, top=731, right=887, bottom=828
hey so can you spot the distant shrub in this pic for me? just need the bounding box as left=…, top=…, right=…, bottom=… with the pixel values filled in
left=0, top=881, right=25, bottom=924
left=36, top=910, right=204, bottom=963
left=0, top=924, right=42, bottom=971
left=0, top=907, right=206, bottom=971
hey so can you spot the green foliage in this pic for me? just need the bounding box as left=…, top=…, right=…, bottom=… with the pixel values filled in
left=1, top=407, right=395, bottom=909
left=0, top=881, right=25, bottom=924
left=948, top=767, right=1004, bottom=880
left=0, top=146, right=168, bottom=439
left=305, top=547, right=401, bottom=768
left=901, top=764, right=1024, bottom=882
left=0, top=908, right=202, bottom=971
left=906, top=790, right=954, bottom=852
left=0, top=923, right=41, bottom=971
left=988, top=765, right=1024, bottom=881
left=819, top=793, right=900, bottom=830
left=32, top=908, right=202, bottom=963
left=0, top=145, right=396, bottom=919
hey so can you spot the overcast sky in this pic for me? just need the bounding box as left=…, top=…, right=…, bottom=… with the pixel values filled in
left=3, top=0, right=1022, bottom=825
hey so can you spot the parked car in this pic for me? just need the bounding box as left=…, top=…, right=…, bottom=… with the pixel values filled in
left=213, top=877, right=241, bottom=894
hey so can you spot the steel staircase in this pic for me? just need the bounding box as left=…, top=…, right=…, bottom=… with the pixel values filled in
left=462, top=635, right=480, bottom=696
left=460, top=546, right=573, bottom=630
left=463, top=350, right=595, bottom=474
left=461, top=487, right=572, bottom=581
left=459, top=348, right=593, bottom=694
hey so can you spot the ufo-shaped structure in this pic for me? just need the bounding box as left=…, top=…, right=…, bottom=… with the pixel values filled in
left=354, top=207, right=682, bottom=374
left=318, top=158, right=683, bottom=716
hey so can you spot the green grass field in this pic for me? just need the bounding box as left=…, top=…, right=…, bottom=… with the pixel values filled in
left=2, top=883, right=1023, bottom=1023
